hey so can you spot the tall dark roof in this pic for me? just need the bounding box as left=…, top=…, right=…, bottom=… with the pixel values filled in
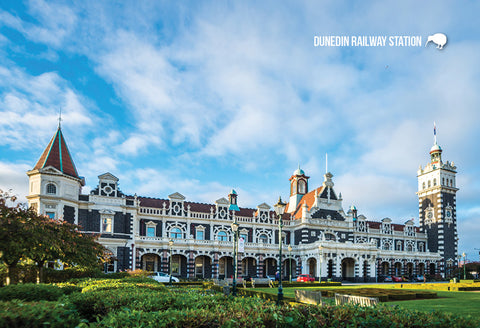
left=33, top=127, right=79, bottom=178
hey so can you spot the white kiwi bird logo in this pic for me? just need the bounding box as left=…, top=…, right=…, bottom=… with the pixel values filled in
left=425, top=33, right=447, bottom=49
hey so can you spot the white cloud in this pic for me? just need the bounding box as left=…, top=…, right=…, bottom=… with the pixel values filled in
left=0, top=162, right=30, bottom=202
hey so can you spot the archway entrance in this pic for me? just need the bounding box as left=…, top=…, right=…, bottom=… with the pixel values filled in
left=308, top=258, right=317, bottom=277
left=218, top=256, right=233, bottom=279
left=194, top=256, right=212, bottom=279
left=406, top=262, right=414, bottom=277
left=171, top=254, right=188, bottom=278
left=263, top=258, right=277, bottom=277
left=418, top=263, right=425, bottom=275
left=141, top=253, right=161, bottom=272
left=429, top=263, right=436, bottom=276
left=394, top=262, right=402, bottom=276
left=242, top=257, right=257, bottom=277
left=284, top=258, right=296, bottom=281
left=381, top=261, right=389, bottom=275
left=341, top=258, right=355, bottom=281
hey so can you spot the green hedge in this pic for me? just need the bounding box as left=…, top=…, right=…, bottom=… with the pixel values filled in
left=0, top=300, right=82, bottom=328
left=0, top=284, right=71, bottom=302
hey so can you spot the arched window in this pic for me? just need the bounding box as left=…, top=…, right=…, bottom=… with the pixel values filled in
left=259, top=234, right=268, bottom=243
left=46, top=183, right=56, bottom=194
left=442, top=178, right=445, bottom=185
left=406, top=244, right=413, bottom=252
left=298, top=180, right=306, bottom=194
left=217, top=231, right=228, bottom=241
left=170, top=227, right=182, bottom=239
left=422, top=182, right=426, bottom=189
left=433, top=178, right=436, bottom=186
left=427, top=180, right=431, bottom=188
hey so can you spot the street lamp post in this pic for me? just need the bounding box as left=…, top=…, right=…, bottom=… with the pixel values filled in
left=231, top=219, right=239, bottom=296
left=463, top=252, right=467, bottom=280
left=318, top=246, right=322, bottom=283
left=457, top=254, right=462, bottom=280
left=169, top=239, right=174, bottom=287
left=288, top=245, right=292, bottom=283
left=274, top=197, right=286, bottom=305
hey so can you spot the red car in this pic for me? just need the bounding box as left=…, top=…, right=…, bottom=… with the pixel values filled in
left=392, top=276, right=403, bottom=282
left=296, top=274, right=315, bottom=282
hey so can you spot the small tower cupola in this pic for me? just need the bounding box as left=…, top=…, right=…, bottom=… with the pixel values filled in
left=289, top=165, right=309, bottom=196
left=228, top=189, right=240, bottom=212
left=287, top=166, right=309, bottom=213
left=430, top=143, right=442, bottom=164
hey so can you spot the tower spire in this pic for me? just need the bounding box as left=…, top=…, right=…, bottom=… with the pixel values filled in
left=58, top=108, right=62, bottom=129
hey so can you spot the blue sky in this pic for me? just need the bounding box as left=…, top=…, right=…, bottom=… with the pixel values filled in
left=1, top=1, right=479, bottom=259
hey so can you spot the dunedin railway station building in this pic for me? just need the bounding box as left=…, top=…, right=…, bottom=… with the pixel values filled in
left=26, top=126, right=459, bottom=282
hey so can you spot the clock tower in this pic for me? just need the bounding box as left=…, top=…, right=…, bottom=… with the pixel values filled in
left=417, top=129, right=458, bottom=277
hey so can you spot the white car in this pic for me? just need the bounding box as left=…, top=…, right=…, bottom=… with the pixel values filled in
left=149, top=272, right=179, bottom=283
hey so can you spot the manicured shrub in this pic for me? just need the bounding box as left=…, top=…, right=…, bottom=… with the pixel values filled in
left=0, top=300, right=82, bottom=328
left=0, top=284, right=65, bottom=301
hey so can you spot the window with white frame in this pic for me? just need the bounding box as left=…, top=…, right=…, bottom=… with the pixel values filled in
left=46, top=183, right=57, bottom=195
left=259, top=234, right=268, bottom=243
left=170, top=227, right=183, bottom=239
left=145, top=221, right=157, bottom=237
left=217, top=231, right=228, bottom=241
left=46, top=212, right=55, bottom=219
left=102, top=217, right=113, bottom=233
left=196, top=225, right=205, bottom=240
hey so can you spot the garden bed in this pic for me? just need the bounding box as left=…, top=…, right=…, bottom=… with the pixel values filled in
left=2, top=278, right=477, bottom=327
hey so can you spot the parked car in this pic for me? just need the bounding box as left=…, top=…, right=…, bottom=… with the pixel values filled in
left=392, top=276, right=403, bottom=282
left=296, top=274, right=315, bottom=282
left=149, top=272, right=179, bottom=283
left=416, top=275, right=425, bottom=282
left=378, top=275, right=393, bottom=282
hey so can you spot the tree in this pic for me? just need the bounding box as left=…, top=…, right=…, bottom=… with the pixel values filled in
left=0, top=190, right=34, bottom=285
left=0, top=189, right=108, bottom=284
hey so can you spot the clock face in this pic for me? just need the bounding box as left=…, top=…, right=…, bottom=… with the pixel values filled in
left=446, top=211, right=451, bottom=217
left=427, top=212, right=433, bottom=219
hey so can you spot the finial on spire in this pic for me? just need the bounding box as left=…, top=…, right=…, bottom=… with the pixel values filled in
left=58, top=108, right=62, bottom=129
left=433, top=121, right=437, bottom=145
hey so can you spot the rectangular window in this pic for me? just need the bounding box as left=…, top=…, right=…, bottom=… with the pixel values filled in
left=240, top=234, right=247, bottom=242
left=196, top=230, right=204, bottom=240
left=46, top=212, right=55, bottom=219
left=102, top=218, right=113, bottom=233
left=147, top=227, right=155, bottom=237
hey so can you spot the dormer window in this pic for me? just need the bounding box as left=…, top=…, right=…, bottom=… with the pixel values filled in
left=46, top=183, right=56, bottom=195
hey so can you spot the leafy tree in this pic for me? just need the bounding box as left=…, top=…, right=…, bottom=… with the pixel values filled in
left=0, top=190, right=33, bottom=285
left=0, top=189, right=108, bottom=284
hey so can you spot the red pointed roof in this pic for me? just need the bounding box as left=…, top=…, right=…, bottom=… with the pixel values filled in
left=33, top=127, right=80, bottom=178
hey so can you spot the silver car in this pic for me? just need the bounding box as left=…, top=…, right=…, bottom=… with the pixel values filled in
left=149, top=272, right=179, bottom=283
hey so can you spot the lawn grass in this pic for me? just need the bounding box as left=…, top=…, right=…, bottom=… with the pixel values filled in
left=247, top=285, right=480, bottom=320
left=389, top=291, right=480, bottom=320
